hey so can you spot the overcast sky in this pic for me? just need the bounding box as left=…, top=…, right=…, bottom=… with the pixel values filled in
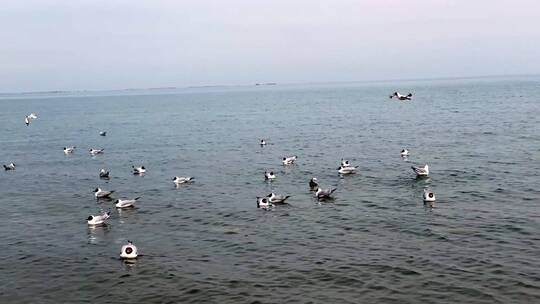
left=1, top=0, right=539, bottom=92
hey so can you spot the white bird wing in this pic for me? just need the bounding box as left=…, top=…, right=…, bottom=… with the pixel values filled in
left=412, top=166, right=426, bottom=174
left=117, top=200, right=133, bottom=207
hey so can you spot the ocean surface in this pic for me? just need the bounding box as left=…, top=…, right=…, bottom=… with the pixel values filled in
left=1, top=77, right=539, bottom=303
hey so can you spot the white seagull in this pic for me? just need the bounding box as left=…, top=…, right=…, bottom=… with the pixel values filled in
left=87, top=211, right=110, bottom=226
left=401, top=149, right=409, bottom=157
left=89, top=148, right=104, bottom=155
left=264, top=171, right=276, bottom=180
left=63, top=146, right=76, bottom=154
left=94, top=187, right=114, bottom=199
left=315, top=187, right=337, bottom=200
left=115, top=197, right=141, bottom=208
left=390, top=92, right=413, bottom=101
left=132, top=166, right=146, bottom=175
left=282, top=155, right=297, bottom=165
left=309, top=177, right=319, bottom=190
left=173, top=176, right=194, bottom=184
left=267, top=193, right=291, bottom=204
left=3, top=163, right=16, bottom=171
left=411, top=164, right=429, bottom=177
left=338, top=165, right=358, bottom=174
left=260, top=139, right=266, bottom=146
left=120, top=241, right=138, bottom=259
left=256, top=197, right=274, bottom=210
left=24, top=113, right=37, bottom=126
left=99, top=169, right=110, bottom=178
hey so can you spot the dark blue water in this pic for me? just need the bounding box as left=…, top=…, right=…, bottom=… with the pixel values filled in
left=1, top=77, right=539, bottom=303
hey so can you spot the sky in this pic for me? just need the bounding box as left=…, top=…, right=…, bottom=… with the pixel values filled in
left=1, top=0, right=539, bottom=92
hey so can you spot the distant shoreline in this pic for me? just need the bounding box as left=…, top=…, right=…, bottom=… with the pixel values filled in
left=1, top=73, right=538, bottom=96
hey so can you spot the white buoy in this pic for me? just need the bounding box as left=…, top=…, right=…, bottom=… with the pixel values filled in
left=423, top=189, right=436, bottom=204
left=120, top=241, right=138, bottom=259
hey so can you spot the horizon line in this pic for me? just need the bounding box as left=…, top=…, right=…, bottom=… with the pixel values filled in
left=1, top=73, right=538, bottom=96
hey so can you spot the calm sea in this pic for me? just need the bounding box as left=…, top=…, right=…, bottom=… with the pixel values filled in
left=1, top=77, right=539, bottom=303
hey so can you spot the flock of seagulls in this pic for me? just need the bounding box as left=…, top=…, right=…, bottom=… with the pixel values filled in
left=254, top=120, right=439, bottom=209
left=8, top=91, right=435, bottom=260
left=255, top=145, right=434, bottom=211
left=18, top=114, right=142, bottom=259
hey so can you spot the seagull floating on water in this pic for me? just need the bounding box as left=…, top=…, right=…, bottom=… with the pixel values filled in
left=94, top=187, right=114, bottom=199
left=24, top=116, right=30, bottom=126
left=390, top=92, right=413, bottom=101
left=115, top=197, right=141, bottom=208
left=260, top=139, right=266, bottom=146
left=315, top=187, right=337, bottom=200
left=337, top=165, right=358, bottom=174
left=120, top=241, right=138, bottom=259
left=89, top=148, right=104, bottom=155
left=133, top=166, right=146, bottom=175
left=267, top=192, right=291, bottom=204
left=411, top=164, right=429, bottom=177
left=264, top=171, right=276, bottom=180
left=401, top=149, right=409, bottom=157
left=282, top=155, right=297, bottom=165
left=64, top=146, right=76, bottom=154
left=173, top=176, right=194, bottom=184
left=309, top=177, right=319, bottom=190
left=256, top=197, right=274, bottom=210
left=99, top=131, right=107, bottom=136
left=99, top=169, right=110, bottom=178
left=3, top=163, right=16, bottom=170
left=87, top=211, right=110, bottom=226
